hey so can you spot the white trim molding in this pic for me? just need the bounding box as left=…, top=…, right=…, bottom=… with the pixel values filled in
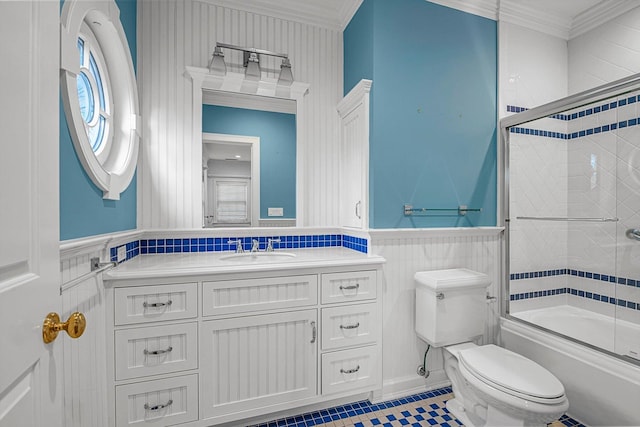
left=60, top=0, right=140, bottom=200
left=185, top=66, right=310, bottom=228
left=426, top=0, right=498, bottom=21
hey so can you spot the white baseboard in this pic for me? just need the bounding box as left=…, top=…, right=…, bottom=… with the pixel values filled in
left=377, top=371, right=450, bottom=403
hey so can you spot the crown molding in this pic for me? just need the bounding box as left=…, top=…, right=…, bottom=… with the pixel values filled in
left=339, top=0, right=364, bottom=30
left=499, top=0, right=570, bottom=39
left=337, top=79, right=371, bottom=116
left=196, top=0, right=350, bottom=31
left=570, top=1, right=639, bottom=39
left=196, top=0, right=636, bottom=39
left=426, top=0, right=498, bottom=21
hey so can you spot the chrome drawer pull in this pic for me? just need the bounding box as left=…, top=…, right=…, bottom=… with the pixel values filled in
left=144, top=399, right=173, bottom=411
left=340, top=365, right=360, bottom=374
left=339, top=283, right=360, bottom=291
left=310, top=321, right=317, bottom=343
left=144, top=346, right=173, bottom=356
left=143, top=300, right=173, bottom=308
left=340, top=322, right=360, bottom=330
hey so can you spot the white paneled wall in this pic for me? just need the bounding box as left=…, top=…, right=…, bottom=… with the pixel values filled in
left=369, top=228, right=503, bottom=398
left=60, top=251, right=109, bottom=427
left=138, top=0, right=343, bottom=229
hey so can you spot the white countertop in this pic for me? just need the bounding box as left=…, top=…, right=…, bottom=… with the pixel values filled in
left=104, top=247, right=385, bottom=280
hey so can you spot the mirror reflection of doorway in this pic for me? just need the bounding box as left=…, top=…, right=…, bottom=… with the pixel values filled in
left=202, top=133, right=260, bottom=227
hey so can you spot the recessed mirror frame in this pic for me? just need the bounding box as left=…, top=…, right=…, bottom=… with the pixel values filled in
left=186, top=66, right=310, bottom=228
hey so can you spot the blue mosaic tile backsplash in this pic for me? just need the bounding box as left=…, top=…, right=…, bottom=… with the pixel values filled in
left=110, top=233, right=368, bottom=263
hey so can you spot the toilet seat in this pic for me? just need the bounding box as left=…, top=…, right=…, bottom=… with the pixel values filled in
left=458, top=345, right=566, bottom=404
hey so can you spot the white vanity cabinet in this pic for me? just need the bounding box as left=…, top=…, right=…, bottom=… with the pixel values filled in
left=104, top=253, right=383, bottom=427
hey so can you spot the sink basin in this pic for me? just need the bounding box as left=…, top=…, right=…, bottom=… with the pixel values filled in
left=220, top=252, right=297, bottom=262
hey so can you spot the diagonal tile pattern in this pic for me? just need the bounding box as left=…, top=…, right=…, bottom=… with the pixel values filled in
left=252, top=387, right=586, bottom=427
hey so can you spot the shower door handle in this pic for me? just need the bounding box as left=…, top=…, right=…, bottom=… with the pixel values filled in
left=626, top=228, right=640, bottom=241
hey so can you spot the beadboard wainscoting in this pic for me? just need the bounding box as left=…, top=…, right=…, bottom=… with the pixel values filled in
left=138, top=0, right=344, bottom=229
left=368, top=227, right=503, bottom=400
left=59, top=231, right=141, bottom=427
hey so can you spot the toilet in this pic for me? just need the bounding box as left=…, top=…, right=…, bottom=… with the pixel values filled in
left=415, top=269, right=568, bottom=427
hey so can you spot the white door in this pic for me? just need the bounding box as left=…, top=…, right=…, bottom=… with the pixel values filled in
left=0, top=2, right=62, bottom=427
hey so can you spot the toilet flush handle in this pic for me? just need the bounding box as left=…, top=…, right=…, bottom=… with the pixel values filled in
left=436, top=292, right=444, bottom=300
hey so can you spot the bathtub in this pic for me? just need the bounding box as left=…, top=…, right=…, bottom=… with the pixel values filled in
left=512, top=305, right=640, bottom=358
left=501, top=308, right=640, bottom=426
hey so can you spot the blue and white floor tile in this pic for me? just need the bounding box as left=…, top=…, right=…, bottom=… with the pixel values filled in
left=252, top=386, right=586, bottom=427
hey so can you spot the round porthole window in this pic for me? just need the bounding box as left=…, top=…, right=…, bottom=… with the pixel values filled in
left=61, top=0, right=139, bottom=200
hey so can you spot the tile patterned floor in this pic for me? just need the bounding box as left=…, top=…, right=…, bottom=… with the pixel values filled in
left=252, top=386, right=586, bottom=427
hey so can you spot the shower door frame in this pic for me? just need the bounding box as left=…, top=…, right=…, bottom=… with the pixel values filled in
left=499, top=71, right=640, bottom=365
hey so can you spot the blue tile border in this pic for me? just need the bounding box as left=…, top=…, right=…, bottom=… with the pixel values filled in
left=109, top=233, right=368, bottom=263
left=510, top=268, right=640, bottom=311
left=507, top=95, right=640, bottom=140
left=109, top=240, right=140, bottom=264
left=510, top=268, right=640, bottom=288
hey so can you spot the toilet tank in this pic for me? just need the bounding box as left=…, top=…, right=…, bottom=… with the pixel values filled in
left=415, top=268, right=491, bottom=347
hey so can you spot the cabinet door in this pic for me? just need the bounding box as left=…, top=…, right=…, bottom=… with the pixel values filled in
left=200, top=310, right=317, bottom=420
left=338, top=80, right=371, bottom=229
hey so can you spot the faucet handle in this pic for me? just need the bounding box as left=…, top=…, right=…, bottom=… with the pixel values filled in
left=266, top=238, right=281, bottom=252
left=227, top=239, right=244, bottom=253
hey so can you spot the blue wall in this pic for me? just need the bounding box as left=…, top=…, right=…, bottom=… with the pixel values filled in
left=344, top=0, right=497, bottom=228
left=60, top=0, right=137, bottom=240
left=343, top=0, right=374, bottom=95
left=202, top=105, right=297, bottom=219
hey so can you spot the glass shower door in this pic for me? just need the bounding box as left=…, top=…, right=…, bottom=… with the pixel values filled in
left=506, top=96, right=622, bottom=354
left=614, top=89, right=640, bottom=361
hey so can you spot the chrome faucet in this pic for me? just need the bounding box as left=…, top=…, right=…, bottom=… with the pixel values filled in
left=227, top=239, right=244, bottom=253
left=266, top=238, right=281, bottom=252
left=251, top=239, right=260, bottom=252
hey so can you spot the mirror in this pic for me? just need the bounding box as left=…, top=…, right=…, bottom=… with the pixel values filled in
left=203, top=133, right=260, bottom=227
left=202, top=97, right=296, bottom=227
left=186, top=66, right=309, bottom=228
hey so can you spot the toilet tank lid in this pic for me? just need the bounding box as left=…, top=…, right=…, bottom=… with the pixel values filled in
left=414, top=268, right=490, bottom=291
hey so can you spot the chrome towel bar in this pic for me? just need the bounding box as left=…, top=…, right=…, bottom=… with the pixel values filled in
left=516, top=216, right=618, bottom=222
left=404, top=204, right=482, bottom=216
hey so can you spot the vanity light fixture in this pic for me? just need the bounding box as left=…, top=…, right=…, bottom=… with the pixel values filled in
left=208, top=42, right=294, bottom=85
left=208, top=46, right=226, bottom=76
left=244, top=51, right=261, bottom=80
left=277, top=57, right=294, bottom=86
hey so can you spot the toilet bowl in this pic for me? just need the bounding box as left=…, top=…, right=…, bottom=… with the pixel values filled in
left=444, top=343, right=569, bottom=427
left=414, top=269, right=569, bottom=427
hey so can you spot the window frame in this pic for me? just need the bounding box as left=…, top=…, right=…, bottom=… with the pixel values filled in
left=60, top=0, right=139, bottom=200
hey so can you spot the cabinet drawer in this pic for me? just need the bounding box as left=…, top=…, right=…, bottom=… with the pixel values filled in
left=202, top=275, right=318, bottom=316
left=321, top=271, right=376, bottom=304
left=115, top=323, right=198, bottom=381
left=321, top=346, right=380, bottom=395
left=115, top=374, right=198, bottom=426
left=321, top=303, right=379, bottom=351
left=114, top=283, right=197, bottom=326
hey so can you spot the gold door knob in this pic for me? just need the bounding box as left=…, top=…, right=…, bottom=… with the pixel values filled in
left=42, top=312, right=86, bottom=344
